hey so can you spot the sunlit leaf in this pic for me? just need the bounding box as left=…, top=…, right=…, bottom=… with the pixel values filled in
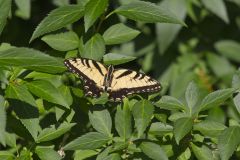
left=103, top=23, right=140, bottom=45
left=0, top=47, right=65, bottom=74
left=0, top=96, right=6, bottom=146
left=185, top=81, right=200, bottom=114
left=74, top=150, right=98, bottom=160
left=27, top=80, right=69, bottom=108
left=15, top=0, right=31, bottom=19
left=103, top=53, right=136, bottom=65
left=88, top=109, right=112, bottom=136
left=140, top=142, right=168, bottom=160
left=114, top=1, right=186, bottom=26
left=174, top=117, right=193, bottom=144
left=37, top=122, right=75, bottom=143
left=218, top=126, right=240, bottom=160
left=199, top=88, right=234, bottom=111
left=0, top=151, right=15, bottom=160
left=64, top=132, right=111, bottom=150
left=191, top=143, right=214, bottom=160
left=115, top=100, right=132, bottom=140
left=41, top=31, right=79, bottom=51
left=193, top=120, right=226, bottom=137
left=234, top=93, right=240, bottom=114
left=201, top=0, right=229, bottom=23
left=30, top=4, right=84, bottom=42
left=132, top=100, right=154, bottom=138
left=81, top=34, right=105, bottom=61
left=156, top=96, right=186, bottom=111
left=84, top=0, right=108, bottom=31
left=35, top=146, right=62, bottom=160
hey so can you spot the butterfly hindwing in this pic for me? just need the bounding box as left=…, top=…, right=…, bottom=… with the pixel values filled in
left=64, top=58, right=107, bottom=97
left=109, top=69, right=161, bottom=101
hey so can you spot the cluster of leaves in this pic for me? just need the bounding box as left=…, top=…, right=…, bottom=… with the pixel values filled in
left=0, top=0, right=240, bottom=160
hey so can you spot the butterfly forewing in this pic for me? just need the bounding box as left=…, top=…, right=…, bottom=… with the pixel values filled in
left=64, top=58, right=107, bottom=97
left=109, top=69, right=161, bottom=101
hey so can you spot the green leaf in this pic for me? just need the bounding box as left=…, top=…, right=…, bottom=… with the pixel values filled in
left=41, top=31, right=79, bottom=51
left=15, top=0, right=30, bottom=19
left=35, top=146, right=62, bottom=160
left=103, top=153, right=121, bottom=160
left=30, top=4, right=84, bottom=42
left=156, top=96, right=186, bottom=111
left=5, top=84, right=41, bottom=141
left=185, top=81, right=199, bottom=114
left=215, top=40, right=240, bottom=62
left=168, top=112, right=189, bottom=122
left=81, top=34, right=105, bottom=61
left=114, top=1, right=186, bottom=26
left=115, top=101, right=132, bottom=140
left=0, top=0, right=11, bottom=35
left=149, top=122, right=173, bottom=136
left=234, top=93, right=240, bottom=114
left=89, top=93, right=108, bottom=105
left=193, top=120, right=226, bottom=137
left=8, top=99, right=40, bottom=141
left=77, top=0, right=90, bottom=6
left=170, top=71, right=196, bottom=99
left=177, top=147, right=191, bottom=160
left=199, top=88, right=234, bottom=111
left=229, top=0, right=240, bottom=7
left=96, top=146, right=111, bottom=160
left=88, top=109, right=112, bottom=136
left=110, top=141, right=128, bottom=152
left=201, top=0, right=229, bottom=23
left=191, top=143, right=214, bottom=160
left=218, top=126, right=240, bottom=160
left=58, top=85, right=73, bottom=107
left=157, top=0, right=187, bottom=54
left=0, top=96, right=6, bottom=146
left=0, top=47, right=65, bottom=74
left=74, top=150, right=98, bottom=160
left=132, top=100, right=154, bottom=138
left=18, top=147, right=32, bottom=160
left=63, top=132, right=111, bottom=150
left=173, top=117, right=193, bottom=144
left=140, top=142, right=168, bottom=160
left=84, top=0, right=108, bottom=31
left=103, top=53, right=136, bottom=65
left=232, top=70, right=240, bottom=90
left=5, top=132, right=16, bottom=148
left=27, top=80, right=69, bottom=108
left=6, top=83, right=37, bottom=107
left=0, top=151, right=15, bottom=160
left=103, top=23, right=140, bottom=45
left=36, top=122, right=75, bottom=143
left=207, top=53, right=235, bottom=78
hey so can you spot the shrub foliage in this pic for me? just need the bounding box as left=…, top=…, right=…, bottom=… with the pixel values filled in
left=0, top=0, right=240, bottom=160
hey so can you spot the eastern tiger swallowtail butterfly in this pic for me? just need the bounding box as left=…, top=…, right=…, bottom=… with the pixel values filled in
left=64, top=58, right=161, bottom=101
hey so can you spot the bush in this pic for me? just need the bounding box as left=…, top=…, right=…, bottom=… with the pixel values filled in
left=0, top=0, right=240, bottom=160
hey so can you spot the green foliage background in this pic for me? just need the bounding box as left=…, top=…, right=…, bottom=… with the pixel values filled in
left=0, top=0, right=240, bottom=160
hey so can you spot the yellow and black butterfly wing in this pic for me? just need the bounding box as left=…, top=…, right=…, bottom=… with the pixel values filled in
left=64, top=58, right=108, bottom=97
left=109, top=69, right=161, bottom=101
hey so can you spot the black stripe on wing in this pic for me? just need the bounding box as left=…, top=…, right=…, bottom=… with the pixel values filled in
left=109, top=82, right=161, bottom=101
left=64, top=58, right=103, bottom=98
left=116, top=70, right=133, bottom=79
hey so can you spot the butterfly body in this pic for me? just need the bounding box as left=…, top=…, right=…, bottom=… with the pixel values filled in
left=64, top=58, right=161, bottom=101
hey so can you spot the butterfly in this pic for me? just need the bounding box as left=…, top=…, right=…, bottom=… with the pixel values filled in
left=64, top=57, right=161, bottom=101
